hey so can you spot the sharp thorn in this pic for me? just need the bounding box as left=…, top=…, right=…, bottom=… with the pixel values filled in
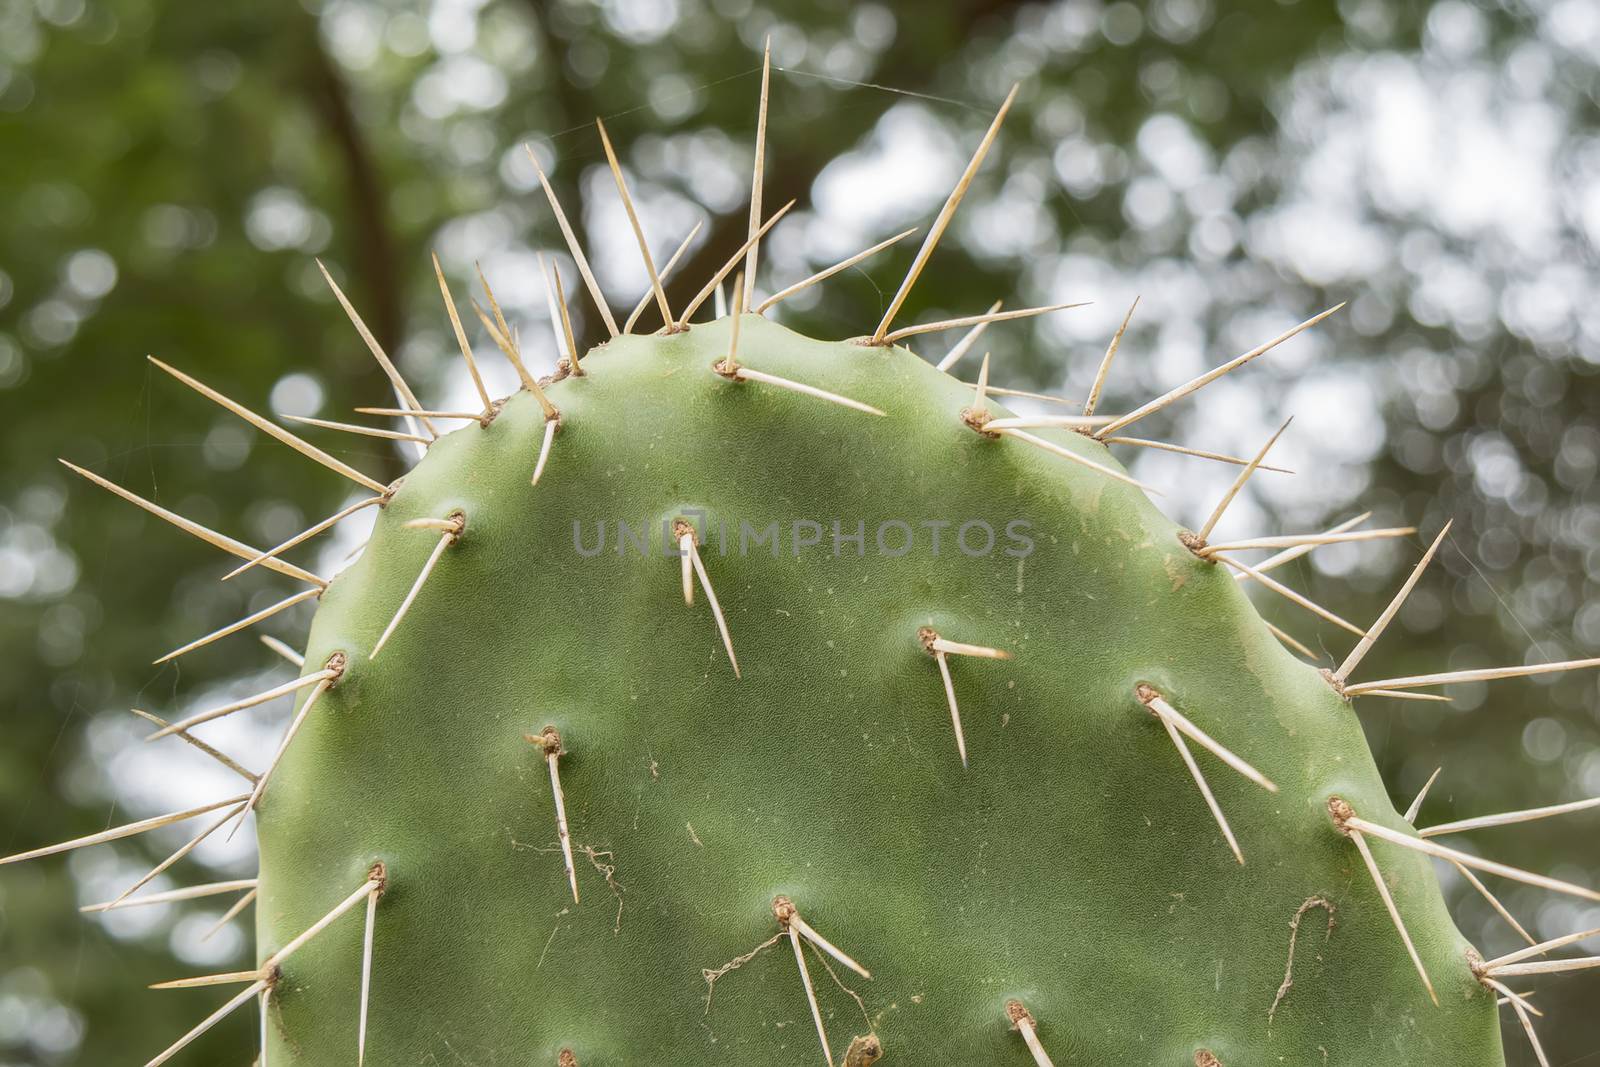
left=1006, top=1000, right=1056, bottom=1067
left=1200, top=528, right=1416, bottom=555
left=540, top=254, right=583, bottom=375
left=1263, top=620, right=1318, bottom=661
left=281, top=414, right=429, bottom=444
left=354, top=406, right=485, bottom=420
left=1481, top=974, right=1542, bottom=1017
left=146, top=669, right=333, bottom=740
left=315, top=260, right=439, bottom=436
left=934, top=650, right=967, bottom=770
left=1160, top=711, right=1244, bottom=864
left=1343, top=810, right=1600, bottom=902
left=596, top=117, right=673, bottom=325
left=743, top=39, right=771, bottom=310
left=760, top=229, right=919, bottom=317
left=1489, top=955, right=1600, bottom=978
left=466, top=296, right=557, bottom=420
left=258, top=634, right=305, bottom=667
left=729, top=366, right=884, bottom=416
left=678, top=526, right=739, bottom=678
left=784, top=917, right=834, bottom=1067
left=1214, top=555, right=1365, bottom=635
left=1094, top=304, right=1345, bottom=438
left=232, top=671, right=338, bottom=835
left=1234, top=512, right=1374, bottom=583
left=1103, top=436, right=1293, bottom=472
left=718, top=273, right=746, bottom=373
left=475, top=265, right=548, bottom=412
left=1, top=793, right=251, bottom=867
left=1343, top=822, right=1437, bottom=1004
left=993, top=428, right=1159, bottom=495
left=954, top=382, right=1078, bottom=406
left=149, top=969, right=267, bottom=991
left=527, top=727, right=580, bottom=904
left=675, top=201, right=796, bottom=328
left=1343, top=656, right=1600, bottom=696
left=1507, top=992, right=1553, bottom=1067
left=1082, top=296, right=1138, bottom=417
left=82, top=878, right=257, bottom=914
left=1335, top=523, right=1453, bottom=684
left=260, top=873, right=383, bottom=972
left=985, top=416, right=1120, bottom=431
left=789, top=911, right=872, bottom=981
left=101, top=802, right=246, bottom=910
left=1194, top=417, right=1292, bottom=543
left=143, top=978, right=269, bottom=1067
left=1421, top=795, right=1600, bottom=838
left=885, top=301, right=1087, bottom=345
left=200, top=887, right=259, bottom=943
left=872, top=84, right=1019, bottom=343
left=625, top=222, right=703, bottom=332
left=523, top=145, right=619, bottom=336
left=1453, top=860, right=1538, bottom=947
left=357, top=872, right=381, bottom=1066
left=1139, top=687, right=1277, bottom=793
left=680, top=531, right=694, bottom=605
left=131, top=709, right=258, bottom=783
left=371, top=519, right=464, bottom=660
left=59, top=460, right=324, bottom=587
left=927, top=637, right=1011, bottom=660
left=1484, top=924, right=1600, bottom=971
left=155, top=588, right=321, bottom=663
left=531, top=416, right=560, bottom=487
left=223, top=497, right=383, bottom=582
left=1350, top=689, right=1452, bottom=703
left=934, top=299, right=1001, bottom=373
left=972, top=352, right=991, bottom=412
left=432, top=251, right=495, bottom=414
left=1403, top=767, right=1442, bottom=823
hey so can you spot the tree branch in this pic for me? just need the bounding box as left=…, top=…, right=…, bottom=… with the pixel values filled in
left=300, top=18, right=404, bottom=359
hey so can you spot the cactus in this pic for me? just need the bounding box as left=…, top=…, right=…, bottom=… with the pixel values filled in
left=10, top=57, right=1600, bottom=1067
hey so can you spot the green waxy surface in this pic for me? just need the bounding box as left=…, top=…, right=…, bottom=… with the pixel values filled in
left=257, top=315, right=1502, bottom=1064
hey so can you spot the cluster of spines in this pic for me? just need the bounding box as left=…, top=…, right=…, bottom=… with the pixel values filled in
left=6, top=43, right=1599, bottom=1066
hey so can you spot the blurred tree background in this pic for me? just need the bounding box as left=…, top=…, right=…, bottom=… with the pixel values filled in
left=1, top=0, right=1597, bottom=1062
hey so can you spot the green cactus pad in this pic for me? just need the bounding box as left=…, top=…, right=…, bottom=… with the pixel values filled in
left=252, top=315, right=1502, bottom=1065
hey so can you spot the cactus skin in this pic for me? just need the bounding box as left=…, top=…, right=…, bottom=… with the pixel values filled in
left=256, top=314, right=1503, bottom=1064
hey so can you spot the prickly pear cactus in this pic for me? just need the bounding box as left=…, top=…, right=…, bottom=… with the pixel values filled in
left=254, top=313, right=1513, bottom=1067
left=13, top=61, right=1600, bottom=1067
